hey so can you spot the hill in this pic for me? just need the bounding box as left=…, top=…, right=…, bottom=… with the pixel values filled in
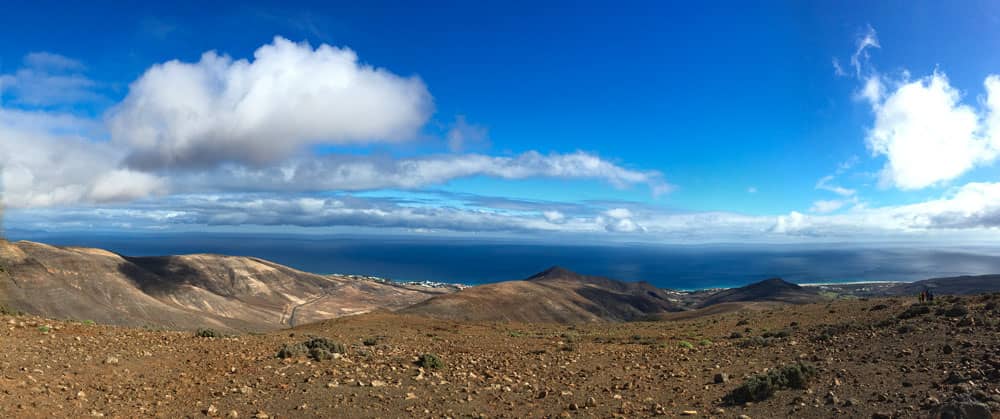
left=885, top=274, right=1000, bottom=296
left=400, top=266, right=685, bottom=323
left=0, top=240, right=453, bottom=332
left=698, top=277, right=826, bottom=307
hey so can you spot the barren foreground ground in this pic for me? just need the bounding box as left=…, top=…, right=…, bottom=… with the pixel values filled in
left=2, top=295, right=999, bottom=418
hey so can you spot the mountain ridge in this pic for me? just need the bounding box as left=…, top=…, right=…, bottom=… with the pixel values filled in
left=698, top=277, right=826, bottom=307
left=400, top=266, right=686, bottom=323
left=0, top=240, right=454, bottom=332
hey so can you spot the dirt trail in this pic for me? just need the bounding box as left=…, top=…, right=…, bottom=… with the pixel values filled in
left=287, top=292, right=330, bottom=327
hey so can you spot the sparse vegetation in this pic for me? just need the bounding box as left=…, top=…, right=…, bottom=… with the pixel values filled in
left=698, top=339, right=712, bottom=346
left=678, top=340, right=694, bottom=349
left=416, top=353, right=445, bottom=369
left=363, top=337, right=379, bottom=346
left=37, top=325, right=50, bottom=333
left=725, top=362, right=817, bottom=404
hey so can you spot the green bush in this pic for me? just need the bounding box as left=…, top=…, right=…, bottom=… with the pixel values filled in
left=761, top=329, right=791, bottom=339
left=277, top=336, right=346, bottom=361
left=37, top=325, right=50, bottom=333
left=738, top=336, right=776, bottom=348
left=303, top=337, right=346, bottom=361
left=698, top=339, right=712, bottom=346
left=416, top=353, right=445, bottom=370
left=276, top=343, right=307, bottom=359
left=195, top=328, right=221, bottom=338
left=678, top=341, right=694, bottom=349
left=725, top=362, right=817, bottom=404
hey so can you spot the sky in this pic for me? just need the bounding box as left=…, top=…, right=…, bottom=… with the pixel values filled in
left=3, top=0, right=1000, bottom=244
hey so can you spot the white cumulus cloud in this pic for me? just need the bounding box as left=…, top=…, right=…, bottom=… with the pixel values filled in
left=867, top=73, right=1000, bottom=189
left=108, top=36, right=434, bottom=169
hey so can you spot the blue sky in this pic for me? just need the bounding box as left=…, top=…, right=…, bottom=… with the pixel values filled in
left=4, top=1, right=1000, bottom=243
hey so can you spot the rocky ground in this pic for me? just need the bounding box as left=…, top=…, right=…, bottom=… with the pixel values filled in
left=1, top=294, right=999, bottom=418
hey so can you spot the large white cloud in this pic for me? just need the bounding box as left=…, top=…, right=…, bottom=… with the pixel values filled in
left=866, top=73, right=996, bottom=189
left=2, top=42, right=675, bottom=211
left=108, top=36, right=434, bottom=169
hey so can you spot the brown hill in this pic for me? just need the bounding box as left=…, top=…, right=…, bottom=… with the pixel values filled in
left=698, top=277, right=826, bottom=307
left=400, top=266, right=684, bottom=323
left=0, top=240, right=452, bottom=332
left=885, top=274, right=1000, bottom=296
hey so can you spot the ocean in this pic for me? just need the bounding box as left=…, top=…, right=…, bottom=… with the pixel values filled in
left=9, top=232, right=1000, bottom=290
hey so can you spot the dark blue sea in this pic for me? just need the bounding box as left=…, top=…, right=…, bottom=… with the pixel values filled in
left=9, top=231, right=1000, bottom=290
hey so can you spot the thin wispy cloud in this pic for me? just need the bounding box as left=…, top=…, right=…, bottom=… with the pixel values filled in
left=0, top=52, right=101, bottom=107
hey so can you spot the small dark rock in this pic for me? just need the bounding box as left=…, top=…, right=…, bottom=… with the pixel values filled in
left=946, top=371, right=969, bottom=384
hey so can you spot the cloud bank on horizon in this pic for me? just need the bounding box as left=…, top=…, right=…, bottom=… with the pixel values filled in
left=3, top=28, right=1000, bottom=243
